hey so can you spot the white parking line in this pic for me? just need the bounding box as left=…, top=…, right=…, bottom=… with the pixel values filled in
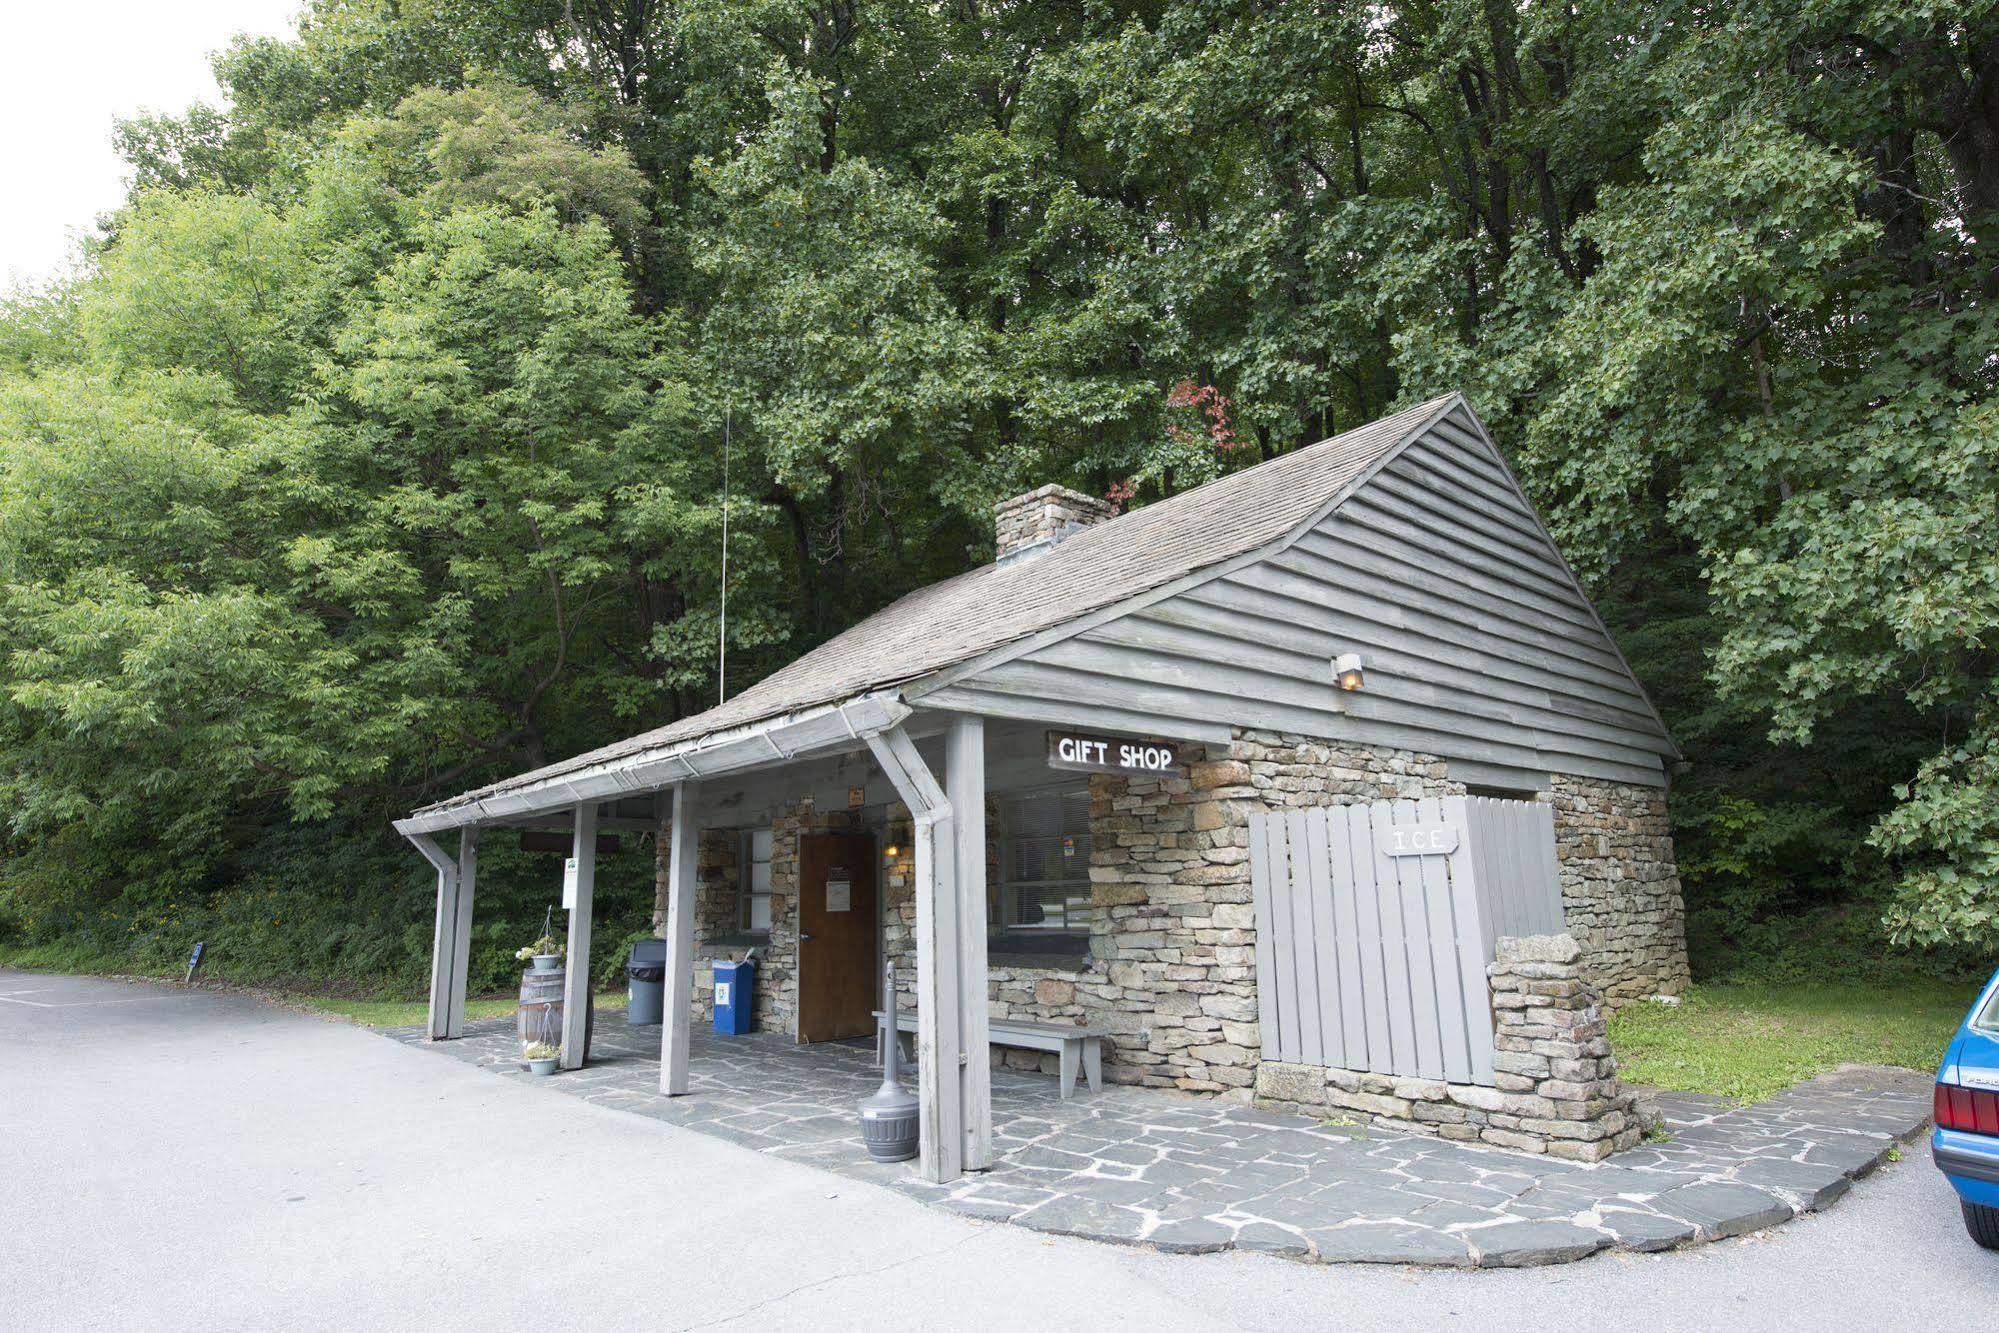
left=0, top=994, right=172, bottom=1008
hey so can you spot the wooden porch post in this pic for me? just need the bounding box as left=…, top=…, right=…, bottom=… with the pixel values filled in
left=867, top=724, right=964, bottom=1183
left=560, top=801, right=598, bottom=1070
left=947, top=715, right=992, bottom=1171
left=660, top=782, right=700, bottom=1095
left=917, top=793, right=964, bottom=1181
left=418, top=833, right=460, bottom=1041
left=444, top=827, right=479, bottom=1039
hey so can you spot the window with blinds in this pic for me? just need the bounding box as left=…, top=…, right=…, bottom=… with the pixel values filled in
left=996, top=787, right=1092, bottom=937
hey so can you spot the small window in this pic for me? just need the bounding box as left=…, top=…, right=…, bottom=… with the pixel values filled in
left=995, top=787, right=1092, bottom=939
left=740, top=829, right=773, bottom=933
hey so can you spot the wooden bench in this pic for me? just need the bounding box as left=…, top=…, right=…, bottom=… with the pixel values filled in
left=873, top=1010, right=1106, bottom=1098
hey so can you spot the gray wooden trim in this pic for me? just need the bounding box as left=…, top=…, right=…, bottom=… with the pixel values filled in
left=916, top=395, right=1672, bottom=797
left=904, top=395, right=1467, bottom=703
left=1302, top=809, right=1341, bottom=1070
left=416, top=832, right=459, bottom=1041
left=1267, top=541, right=1633, bottom=683
left=1211, top=564, right=1652, bottom=708
left=1249, top=809, right=1282, bottom=1065
left=559, top=801, right=597, bottom=1070
left=398, top=693, right=912, bottom=834
left=445, top=828, right=478, bottom=1039
left=658, top=782, right=699, bottom=1095
left=910, top=687, right=1232, bottom=746
left=1371, top=473, right=1584, bottom=604
left=1250, top=797, right=1526, bottom=1087
left=1328, top=805, right=1368, bottom=1067
left=865, top=724, right=966, bottom=1183
left=947, top=716, right=993, bottom=1170
left=954, top=659, right=1346, bottom=739
left=1086, top=613, right=1664, bottom=759
left=1447, top=758, right=1552, bottom=792
left=1298, top=504, right=1599, bottom=635
left=1439, top=797, right=1498, bottom=1084
left=1347, top=803, right=1391, bottom=1069
left=1136, top=594, right=1661, bottom=734
left=1435, top=407, right=1682, bottom=760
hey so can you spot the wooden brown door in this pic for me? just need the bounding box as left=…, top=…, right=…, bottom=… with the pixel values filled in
left=796, top=833, right=879, bottom=1043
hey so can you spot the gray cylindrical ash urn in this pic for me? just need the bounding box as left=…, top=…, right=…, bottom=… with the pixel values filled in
left=858, top=962, right=919, bottom=1163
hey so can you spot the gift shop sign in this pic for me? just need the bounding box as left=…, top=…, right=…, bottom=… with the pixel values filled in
left=1046, top=730, right=1184, bottom=778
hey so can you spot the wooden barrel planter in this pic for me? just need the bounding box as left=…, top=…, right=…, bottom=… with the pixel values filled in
left=518, top=968, right=593, bottom=1064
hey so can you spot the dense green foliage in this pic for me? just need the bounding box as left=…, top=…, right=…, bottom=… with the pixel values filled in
left=1, top=0, right=1994, bottom=991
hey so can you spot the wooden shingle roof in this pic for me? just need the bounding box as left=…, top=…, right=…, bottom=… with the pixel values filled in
left=419, top=395, right=1457, bottom=816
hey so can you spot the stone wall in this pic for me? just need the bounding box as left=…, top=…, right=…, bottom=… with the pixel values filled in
left=1007, top=754, right=1261, bottom=1091
left=877, top=732, right=1494, bottom=1094
left=1546, top=774, right=1690, bottom=1003
left=683, top=829, right=739, bottom=1024
left=663, top=726, right=1684, bottom=1102
left=1254, top=934, right=1641, bottom=1161
left=876, top=751, right=1259, bottom=1091
left=666, top=805, right=862, bottom=1037
left=1234, top=729, right=1464, bottom=808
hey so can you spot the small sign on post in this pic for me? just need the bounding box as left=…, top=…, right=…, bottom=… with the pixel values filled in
left=184, top=941, right=206, bottom=984
left=562, top=856, right=579, bottom=909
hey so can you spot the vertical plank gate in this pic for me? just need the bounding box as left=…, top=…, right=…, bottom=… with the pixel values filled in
left=1250, top=795, right=1561, bottom=1086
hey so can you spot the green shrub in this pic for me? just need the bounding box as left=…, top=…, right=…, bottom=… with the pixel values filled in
left=0, top=816, right=662, bottom=999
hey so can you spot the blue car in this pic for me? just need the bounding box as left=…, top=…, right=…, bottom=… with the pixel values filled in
left=1936, top=966, right=1999, bottom=1248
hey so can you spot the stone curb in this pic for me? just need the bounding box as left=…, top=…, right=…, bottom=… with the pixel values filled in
left=387, top=1021, right=1932, bottom=1272
left=1271, top=1072, right=1929, bottom=1268
left=911, top=1067, right=1934, bottom=1270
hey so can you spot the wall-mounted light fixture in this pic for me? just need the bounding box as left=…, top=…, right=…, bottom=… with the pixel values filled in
left=883, top=822, right=911, bottom=860
left=1333, top=652, right=1365, bottom=692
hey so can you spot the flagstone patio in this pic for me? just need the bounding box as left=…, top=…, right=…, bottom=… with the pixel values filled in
left=387, top=1014, right=1930, bottom=1268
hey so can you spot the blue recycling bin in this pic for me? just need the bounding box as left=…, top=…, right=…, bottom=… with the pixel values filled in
left=712, top=958, right=754, bottom=1035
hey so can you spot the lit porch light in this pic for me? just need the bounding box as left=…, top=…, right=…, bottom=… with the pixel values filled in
left=1333, top=652, right=1366, bottom=692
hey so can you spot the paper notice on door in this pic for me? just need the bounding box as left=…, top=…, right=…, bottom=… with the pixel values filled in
left=825, top=873, right=852, bottom=913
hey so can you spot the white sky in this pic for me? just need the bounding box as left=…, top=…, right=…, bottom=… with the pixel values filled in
left=2, top=1, right=302, bottom=286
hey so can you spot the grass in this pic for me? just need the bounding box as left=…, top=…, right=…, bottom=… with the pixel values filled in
left=284, top=990, right=625, bottom=1028
left=1607, top=977, right=1974, bottom=1102
left=6, top=939, right=1976, bottom=1098
left=0, top=938, right=140, bottom=975
left=0, top=945, right=624, bottom=1029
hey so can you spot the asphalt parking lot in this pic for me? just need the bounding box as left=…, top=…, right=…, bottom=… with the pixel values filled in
left=6, top=969, right=1996, bottom=1330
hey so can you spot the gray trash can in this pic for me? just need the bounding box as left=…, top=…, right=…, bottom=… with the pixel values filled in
left=627, top=939, right=667, bottom=1025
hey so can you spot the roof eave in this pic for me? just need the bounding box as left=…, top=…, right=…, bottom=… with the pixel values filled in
left=393, top=690, right=912, bottom=836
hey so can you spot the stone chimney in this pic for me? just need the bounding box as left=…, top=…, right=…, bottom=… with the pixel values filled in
left=993, top=484, right=1112, bottom=566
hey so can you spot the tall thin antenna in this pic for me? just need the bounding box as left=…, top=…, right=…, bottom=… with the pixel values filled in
left=717, top=376, right=731, bottom=705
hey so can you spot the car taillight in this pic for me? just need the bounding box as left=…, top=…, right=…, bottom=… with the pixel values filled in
left=1935, top=1081, right=1999, bottom=1135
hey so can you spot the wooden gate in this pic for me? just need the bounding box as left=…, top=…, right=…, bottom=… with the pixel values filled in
left=1248, top=795, right=1563, bottom=1087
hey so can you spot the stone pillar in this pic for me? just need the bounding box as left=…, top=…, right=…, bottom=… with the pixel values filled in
left=1253, top=933, right=1641, bottom=1162
left=1484, top=933, right=1641, bottom=1161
